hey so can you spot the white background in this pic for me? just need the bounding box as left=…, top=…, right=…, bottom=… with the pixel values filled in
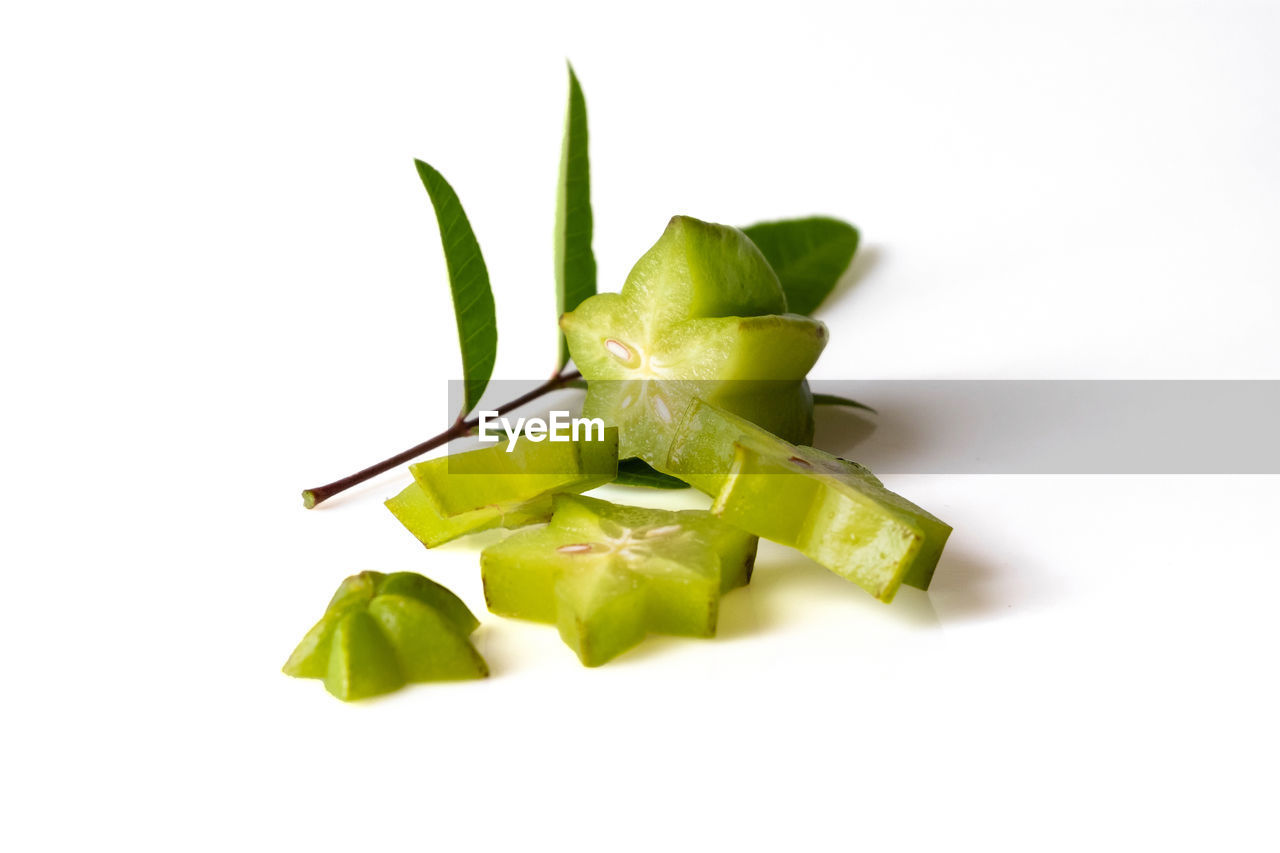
left=2, top=1, right=1277, bottom=850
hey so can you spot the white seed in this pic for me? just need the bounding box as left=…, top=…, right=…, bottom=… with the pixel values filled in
left=652, top=395, right=672, bottom=424
left=604, top=339, right=632, bottom=362
left=556, top=543, right=594, bottom=554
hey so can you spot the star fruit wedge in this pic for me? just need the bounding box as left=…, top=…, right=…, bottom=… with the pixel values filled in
left=283, top=571, right=487, bottom=701
left=663, top=399, right=952, bottom=603
left=386, top=428, right=618, bottom=547
left=480, top=493, right=757, bottom=666
left=560, top=215, right=828, bottom=467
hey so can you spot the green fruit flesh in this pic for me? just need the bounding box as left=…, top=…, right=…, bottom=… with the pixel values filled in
left=386, top=482, right=555, bottom=548
left=662, top=397, right=786, bottom=495
left=325, top=609, right=404, bottom=701
left=415, top=428, right=618, bottom=516
left=716, top=442, right=951, bottom=602
left=665, top=399, right=951, bottom=601
left=620, top=215, right=788, bottom=325
left=385, top=429, right=619, bottom=548
left=561, top=216, right=826, bottom=465
left=480, top=494, right=757, bottom=667
left=555, top=568, right=648, bottom=667
left=283, top=571, right=487, bottom=701
left=367, top=596, right=488, bottom=683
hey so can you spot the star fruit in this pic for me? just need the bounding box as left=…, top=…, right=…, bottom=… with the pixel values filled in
left=560, top=215, right=828, bottom=467
left=480, top=493, right=757, bottom=666
left=663, top=399, right=952, bottom=602
left=386, top=428, right=618, bottom=547
left=283, top=571, right=488, bottom=701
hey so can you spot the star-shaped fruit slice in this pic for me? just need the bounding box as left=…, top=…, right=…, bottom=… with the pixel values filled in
left=283, top=571, right=488, bottom=701
left=560, top=215, right=827, bottom=465
left=663, top=399, right=952, bottom=602
left=386, top=428, right=618, bottom=547
left=480, top=494, right=757, bottom=666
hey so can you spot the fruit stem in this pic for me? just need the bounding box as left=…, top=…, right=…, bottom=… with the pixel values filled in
left=301, top=370, right=583, bottom=508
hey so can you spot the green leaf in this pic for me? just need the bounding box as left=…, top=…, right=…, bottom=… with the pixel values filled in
left=613, top=458, right=690, bottom=490
left=415, top=159, right=497, bottom=417
left=555, top=63, right=596, bottom=371
left=741, top=217, right=860, bottom=316
left=813, top=393, right=877, bottom=415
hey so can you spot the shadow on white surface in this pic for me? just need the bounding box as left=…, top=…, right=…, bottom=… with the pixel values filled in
left=927, top=546, right=1018, bottom=624
left=819, top=243, right=884, bottom=317
left=743, top=545, right=941, bottom=629
left=814, top=406, right=880, bottom=456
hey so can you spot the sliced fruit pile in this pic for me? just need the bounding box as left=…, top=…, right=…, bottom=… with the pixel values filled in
left=285, top=216, right=952, bottom=700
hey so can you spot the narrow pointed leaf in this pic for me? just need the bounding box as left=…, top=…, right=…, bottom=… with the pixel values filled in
left=813, top=393, right=877, bottom=415
left=415, top=159, right=497, bottom=417
left=741, top=217, right=859, bottom=316
left=554, top=64, right=596, bottom=370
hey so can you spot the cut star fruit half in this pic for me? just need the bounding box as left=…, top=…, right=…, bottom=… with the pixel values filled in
left=386, top=428, right=618, bottom=547
left=480, top=493, right=757, bottom=666
left=283, top=571, right=488, bottom=701
left=663, top=399, right=951, bottom=603
left=560, top=215, right=827, bottom=466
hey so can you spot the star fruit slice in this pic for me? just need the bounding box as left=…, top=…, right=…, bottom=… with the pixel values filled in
left=480, top=493, right=757, bottom=666
left=663, top=399, right=952, bottom=602
left=386, top=427, right=618, bottom=547
left=561, top=215, right=827, bottom=463
left=283, top=571, right=488, bottom=701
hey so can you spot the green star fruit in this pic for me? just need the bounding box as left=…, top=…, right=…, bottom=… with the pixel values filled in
left=663, top=399, right=952, bottom=602
left=283, top=571, right=488, bottom=701
left=480, top=493, right=757, bottom=667
left=560, top=215, right=827, bottom=466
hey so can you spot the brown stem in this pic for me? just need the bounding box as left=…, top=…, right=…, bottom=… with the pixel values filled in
left=301, top=370, right=582, bottom=509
